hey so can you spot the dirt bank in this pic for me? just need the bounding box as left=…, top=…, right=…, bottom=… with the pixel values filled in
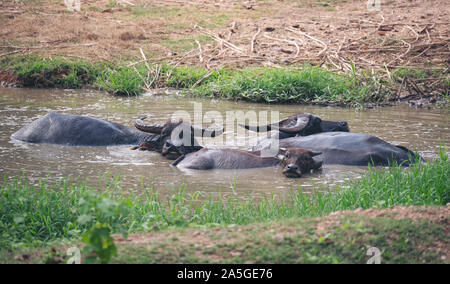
left=0, top=0, right=448, bottom=104
left=1, top=0, right=448, bottom=68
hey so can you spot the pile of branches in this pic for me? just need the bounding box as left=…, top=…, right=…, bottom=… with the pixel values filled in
left=140, top=16, right=449, bottom=99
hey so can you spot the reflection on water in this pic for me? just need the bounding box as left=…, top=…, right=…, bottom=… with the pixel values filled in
left=0, top=87, right=449, bottom=198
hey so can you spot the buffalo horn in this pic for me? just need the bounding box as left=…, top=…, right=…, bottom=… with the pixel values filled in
left=277, top=116, right=310, bottom=134
left=191, top=125, right=224, bottom=137
left=135, top=116, right=164, bottom=134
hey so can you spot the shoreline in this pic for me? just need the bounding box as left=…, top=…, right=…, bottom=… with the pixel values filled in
left=1, top=55, right=448, bottom=108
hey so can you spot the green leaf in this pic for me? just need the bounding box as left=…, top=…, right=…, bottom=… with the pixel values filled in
left=81, top=223, right=117, bottom=264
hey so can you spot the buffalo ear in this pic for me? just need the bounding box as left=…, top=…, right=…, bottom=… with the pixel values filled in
left=171, top=154, right=186, bottom=167
left=276, top=148, right=288, bottom=160
left=313, top=160, right=323, bottom=171
left=309, top=151, right=322, bottom=157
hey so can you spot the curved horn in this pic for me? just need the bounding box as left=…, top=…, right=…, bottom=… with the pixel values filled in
left=135, top=116, right=164, bottom=134
left=238, top=123, right=274, bottom=132
left=191, top=125, right=224, bottom=137
left=278, top=116, right=310, bottom=134
left=239, top=114, right=309, bottom=134
left=309, top=151, right=322, bottom=157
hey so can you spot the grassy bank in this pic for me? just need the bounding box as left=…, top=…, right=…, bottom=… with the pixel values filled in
left=2, top=206, right=448, bottom=264
left=0, top=55, right=397, bottom=105
left=1, top=151, right=448, bottom=250
left=112, top=207, right=449, bottom=264
left=0, top=56, right=103, bottom=89
left=2, top=55, right=448, bottom=106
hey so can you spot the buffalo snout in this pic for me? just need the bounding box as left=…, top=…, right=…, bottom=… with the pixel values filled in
left=283, top=163, right=302, bottom=178
left=320, top=120, right=349, bottom=132
left=162, top=140, right=183, bottom=160
left=279, top=148, right=322, bottom=178
left=130, top=141, right=159, bottom=151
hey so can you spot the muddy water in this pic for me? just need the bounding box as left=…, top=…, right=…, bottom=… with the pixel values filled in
left=0, top=87, right=449, bottom=198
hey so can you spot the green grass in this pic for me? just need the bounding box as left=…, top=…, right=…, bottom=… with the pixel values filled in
left=161, top=35, right=213, bottom=53
left=87, top=4, right=101, bottom=12
left=163, top=65, right=385, bottom=105
left=0, top=55, right=103, bottom=88
left=291, top=0, right=348, bottom=9
left=3, top=208, right=447, bottom=264
left=126, top=6, right=182, bottom=19
left=106, top=0, right=117, bottom=8
left=392, top=67, right=450, bottom=96
left=124, top=4, right=238, bottom=29
left=392, top=67, right=440, bottom=81
left=164, top=65, right=225, bottom=88
left=96, top=66, right=147, bottom=96
left=191, top=66, right=381, bottom=104
left=1, top=55, right=448, bottom=104
left=108, top=214, right=447, bottom=264
left=1, top=150, right=448, bottom=250
left=1, top=55, right=386, bottom=104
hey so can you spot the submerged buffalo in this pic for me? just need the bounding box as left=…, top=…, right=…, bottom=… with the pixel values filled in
left=240, top=113, right=349, bottom=139
left=11, top=113, right=223, bottom=155
left=132, top=116, right=223, bottom=156
left=256, top=132, right=419, bottom=166
left=172, top=147, right=323, bottom=178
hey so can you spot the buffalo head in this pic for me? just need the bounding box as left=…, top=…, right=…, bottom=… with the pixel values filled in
left=278, top=147, right=322, bottom=178
left=240, top=113, right=349, bottom=137
left=133, top=116, right=223, bottom=159
left=320, top=120, right=349, bottom=133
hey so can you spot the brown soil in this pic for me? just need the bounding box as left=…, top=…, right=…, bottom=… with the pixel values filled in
left=1, top=0, right=448, bottom=69
left=322, top=205, right=450, bottom=221
left=0, top=71, right=19, bottom=87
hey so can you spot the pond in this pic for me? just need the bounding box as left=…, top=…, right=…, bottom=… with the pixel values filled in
left=0, top=87, right=448, bottom=198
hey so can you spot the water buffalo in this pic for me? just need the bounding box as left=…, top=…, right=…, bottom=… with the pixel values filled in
left=172, top=147, right=323, bottom=178
left=11, top=113, right=223, bottom=155
left=240, top=113, right=349, bottom=139
left=255, top=132, right=419, bottom=166
left=133, top=116, right=223, bottom=156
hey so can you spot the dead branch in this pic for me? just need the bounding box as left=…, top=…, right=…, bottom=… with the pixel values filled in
left=285, top=28, right=327, bottom=56
left=263, top=34, right=300, bottom=57
left=251, top=28, right=261, bottom=54
left=195, top=40, right=204, bottom=63
left=192, top=70, right=214, bottom=88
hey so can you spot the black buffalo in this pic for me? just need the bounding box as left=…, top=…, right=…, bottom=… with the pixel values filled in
left=11, top=113, right=223, bottom=155
left=257, top=132, right=419, bottom=166
left=240, top=113, right=349, bottom=139
left=172, top=147, right=323, bottom=178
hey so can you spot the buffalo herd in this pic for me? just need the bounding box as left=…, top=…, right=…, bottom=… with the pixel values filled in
left=11, top=112, right=420, bottom=178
